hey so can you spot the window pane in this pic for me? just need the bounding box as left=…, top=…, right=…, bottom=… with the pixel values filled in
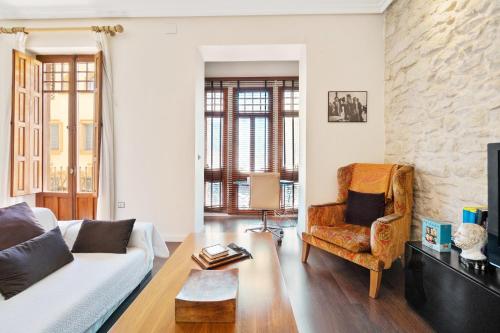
left=254, top=117, right=269, bottom=172
left=283, top=117, right=299, bottom=170
left=44, top=92, right=69, bottom=192
left=205, top=182, right=222, bottom=208
left=281, top=182, right=299, bottom=210
left=283, top=183, right=294, bottom=209
left=205, top=117, right=223, bottom=169
left=205, top=182, right=211, bottom=206
left=49, top=123, right=60, bottom=150
left=237, top=184, right=250, bottom=209
left=205, top=91, right=223, bottom=113
left=84, top=124, right=93, bottom=151
left=283, top=88, right=299, bottom=112
left=238, top=118, right=250, bottom=172
left=77, top=89, right=96, bottom=193
left=76, top=61, right=95, bottom=92
left=43, top=62, right=69, bottom=92
left=211, top=182, right=221, bottom=207
left=77, top=63, right=86, bottom=71
left=294, top=118, right=299, bottom=168
left=294, top=182, right=299, bottom=209
left=237, top=90, right=269, bottom=113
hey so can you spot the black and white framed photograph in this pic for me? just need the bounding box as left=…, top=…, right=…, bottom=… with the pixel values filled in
left=328, top=91, right=367, bottom=122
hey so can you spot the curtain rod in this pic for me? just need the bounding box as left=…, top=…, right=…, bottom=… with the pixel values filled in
left=0, top=25, right=124, bottom=36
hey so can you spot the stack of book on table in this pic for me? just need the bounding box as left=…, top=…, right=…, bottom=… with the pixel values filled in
left=192, top=243, right=250, bottom=269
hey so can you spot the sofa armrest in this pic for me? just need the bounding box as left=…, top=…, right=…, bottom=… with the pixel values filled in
left=307, top=202, right=346, bottom=231
left=370, top=213, right=403, bottom=269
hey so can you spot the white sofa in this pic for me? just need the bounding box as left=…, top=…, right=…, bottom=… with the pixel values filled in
left=0, top=208, right=169, bottom=333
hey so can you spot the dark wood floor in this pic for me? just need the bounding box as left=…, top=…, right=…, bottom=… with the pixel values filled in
left=156, top=216, right=434, bottom=333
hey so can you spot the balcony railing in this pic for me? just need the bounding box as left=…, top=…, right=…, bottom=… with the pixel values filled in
left=47, top=165, right=94, bottom=193
left=47, top=166, right=68, bottom=192
left=78, top=165, right=94, bottom=193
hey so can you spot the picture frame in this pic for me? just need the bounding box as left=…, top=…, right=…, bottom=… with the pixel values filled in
left=328, top=91, right=367, bottom=122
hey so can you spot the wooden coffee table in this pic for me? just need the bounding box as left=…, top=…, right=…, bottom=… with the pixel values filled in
left=111, top=232, right=298, bottom=332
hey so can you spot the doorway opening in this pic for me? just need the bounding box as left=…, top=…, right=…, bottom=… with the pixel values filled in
left=196, top=45, right=307, bottom=235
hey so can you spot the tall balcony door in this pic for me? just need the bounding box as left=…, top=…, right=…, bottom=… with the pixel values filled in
left=36, top=54, right=102, bottom=220
left=232, top=88, right=273, bottom=211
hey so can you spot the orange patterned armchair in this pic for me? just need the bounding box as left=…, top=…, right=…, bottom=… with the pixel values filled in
left=301, top=163, right=414, bottom=298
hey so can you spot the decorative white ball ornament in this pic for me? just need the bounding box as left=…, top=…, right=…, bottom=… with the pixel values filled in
left=453, top=223, right=487, bottom=261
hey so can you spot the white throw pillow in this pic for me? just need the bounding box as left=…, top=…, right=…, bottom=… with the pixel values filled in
left=31, top=207, right=58, bottom=232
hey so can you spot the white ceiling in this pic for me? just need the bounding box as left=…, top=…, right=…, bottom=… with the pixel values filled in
left=0, top=0, right=393, bottom=20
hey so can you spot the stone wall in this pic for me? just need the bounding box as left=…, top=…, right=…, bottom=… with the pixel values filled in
left=384, top=0, right=500, bottom=238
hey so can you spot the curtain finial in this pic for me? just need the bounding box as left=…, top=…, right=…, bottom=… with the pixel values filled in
left=91, top=25, right=124, bottom=36
left=0, top=27, right=26, bottom=34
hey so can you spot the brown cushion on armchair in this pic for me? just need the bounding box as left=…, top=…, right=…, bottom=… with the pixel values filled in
left=345, top=190, right=385, bottom=227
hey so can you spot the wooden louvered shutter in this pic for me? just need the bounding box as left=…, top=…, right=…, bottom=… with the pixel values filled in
left=11, top=50, right=29, bottom=196
left=29, top=57, right=43, bottom=193
left=11, top=50, right=43, bottom=196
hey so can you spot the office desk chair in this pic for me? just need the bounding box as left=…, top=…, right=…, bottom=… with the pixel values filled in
left=245, top=172, right=284, bottom=245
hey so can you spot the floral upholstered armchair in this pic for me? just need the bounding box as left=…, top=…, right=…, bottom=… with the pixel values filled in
left=301, top=163, right=414, bottom=298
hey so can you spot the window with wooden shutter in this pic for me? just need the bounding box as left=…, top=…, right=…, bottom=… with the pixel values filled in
left=280, top=82, right=299, bottom=210
left=11, top=50, right=43, bottom=196
left=204, top=78, right=299, bottom=214
left=204, top=85, right=226, bottom=211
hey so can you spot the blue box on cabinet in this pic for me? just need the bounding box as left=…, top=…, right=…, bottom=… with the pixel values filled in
left=463, top=206, right=487, bottom=224
left=422, top=218, right=452, bottom=252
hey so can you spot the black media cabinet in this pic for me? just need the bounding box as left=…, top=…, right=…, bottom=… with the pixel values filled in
left=405, top=241, right=500, bottom=333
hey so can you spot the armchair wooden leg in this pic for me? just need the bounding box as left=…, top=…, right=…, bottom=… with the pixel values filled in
left=301, top=241, right=311, bottom=263
left=369, top=270, right=382, bottom=299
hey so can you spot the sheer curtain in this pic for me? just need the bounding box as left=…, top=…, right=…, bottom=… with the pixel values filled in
left=0, top=32, right=27, bottom=207
left=95, top=32, right=116, bottom=220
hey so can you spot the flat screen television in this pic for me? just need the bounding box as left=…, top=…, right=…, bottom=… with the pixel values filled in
left=488, top=143, right=500, bottom=267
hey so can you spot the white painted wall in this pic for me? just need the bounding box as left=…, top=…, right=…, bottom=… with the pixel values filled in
left=0, top=15, right=385, bottom=240
left=205, top=61, right=299, bottom=78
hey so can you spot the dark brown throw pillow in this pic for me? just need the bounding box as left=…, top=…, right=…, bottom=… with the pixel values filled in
left=345, top=190, right=386, bottom=227
left=71, top=219, right=136, bottom=254
left=0, top=227, right=74, bottom=299
left=0, top=202, right=45, bottom=251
